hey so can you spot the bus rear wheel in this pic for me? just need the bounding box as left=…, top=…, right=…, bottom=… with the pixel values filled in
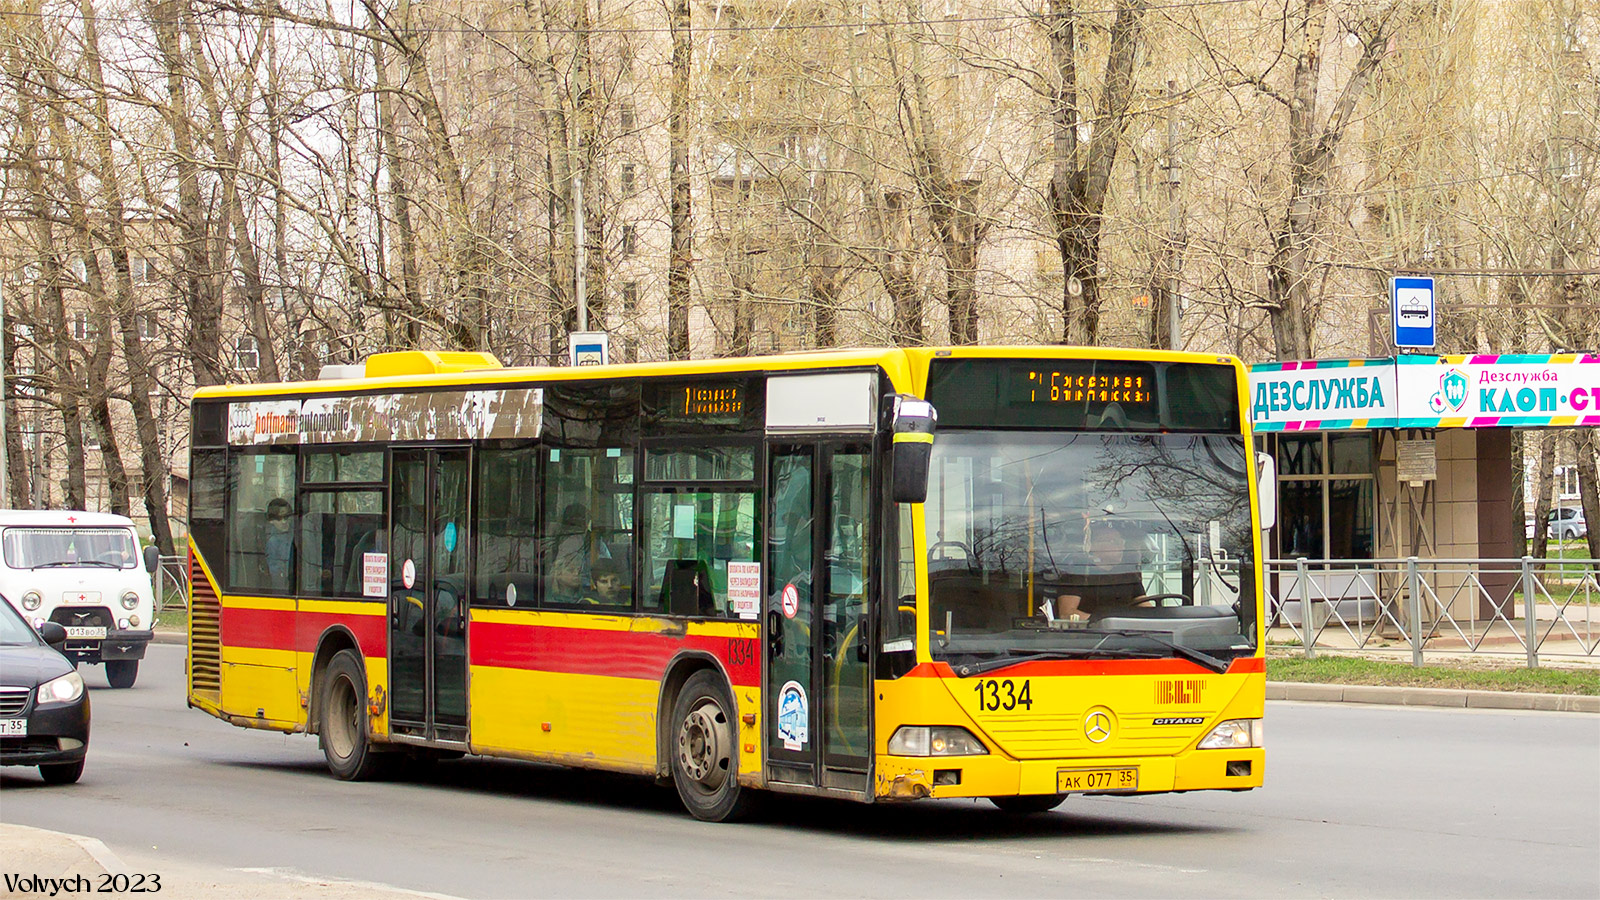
left=319, top=650, right=385, bottom=781
left=989, top=794, right=1066, bottom=814
left=105, top=660, right=138, bottom=689
left=669, top=671, right=750, bottom=822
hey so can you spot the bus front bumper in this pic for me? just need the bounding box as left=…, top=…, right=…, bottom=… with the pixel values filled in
left=875, top=748, right=1265, bottom=800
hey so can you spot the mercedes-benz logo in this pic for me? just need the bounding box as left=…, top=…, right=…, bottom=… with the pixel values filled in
left=1084, top=711, right=1112, bottom=743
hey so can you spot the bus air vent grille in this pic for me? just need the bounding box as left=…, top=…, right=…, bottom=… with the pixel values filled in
left=188, top=552, right=222, bottom=697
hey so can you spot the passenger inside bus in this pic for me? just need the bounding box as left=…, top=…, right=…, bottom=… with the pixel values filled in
left=583, top=558, right=631, bottom=608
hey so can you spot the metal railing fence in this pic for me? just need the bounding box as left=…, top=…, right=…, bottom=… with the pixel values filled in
left=1265, top=556, right=1599, bottom=667
left=156, top=554, right=188, bottom=613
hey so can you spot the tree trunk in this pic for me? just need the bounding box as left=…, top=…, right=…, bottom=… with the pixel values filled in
left=372, top=36, right=423, bottom=348
left=1575, top=430, right=1600, bottom=561
left=150, top=0, right=225, bottom=386
left=1047, top=0, right=1146, bottom=346
left=82, top=0, right=175, bottom=550
left=3, top=322, right=28, bottom=506
left=667, top=0, right=693, bottom=359
left=1530, top=431, right=1556, bottom=559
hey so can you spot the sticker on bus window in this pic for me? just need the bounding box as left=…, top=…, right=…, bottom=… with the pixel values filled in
left=777, top=681, right=808, bottom=750
left=443, top=522, right=458, bottom=553
left=727, top=562, right=761, bottom=619
left=363, top=553, right=388, bottom=598
left=402, top=558, right=416, bottom=590
left=781, top=583, right=799, bottom=619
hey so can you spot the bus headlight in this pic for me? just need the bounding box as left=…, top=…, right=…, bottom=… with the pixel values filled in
left=21, top=591, right=42, bottom=611
left=121, top=591, right=140, bottom=610
left=38, top=671, right=85, bottom=706
left=887, top=726, right=989, bottom=756
left=1197, top=718, right=1263, bottom=749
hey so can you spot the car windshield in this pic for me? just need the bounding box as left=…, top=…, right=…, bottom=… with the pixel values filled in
left=0, top=596, right=41, bottom=645
left=2, top=527, right=138, bottom=569
left=924, top=431, right=1257, bottom=670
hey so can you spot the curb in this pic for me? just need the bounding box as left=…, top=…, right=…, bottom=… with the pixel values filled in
left=1267, top=681, right=1600, bottom=713
left=152, top=628, right=186, bottom=645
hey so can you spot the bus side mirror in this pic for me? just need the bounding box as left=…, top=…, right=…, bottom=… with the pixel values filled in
left=144, top=544, right=161, bottom=574
left=891, top=396, right=937, bottom=505
left=1256, top=451, right=1277, bottom=532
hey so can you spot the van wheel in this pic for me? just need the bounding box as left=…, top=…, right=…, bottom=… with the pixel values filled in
left=105, top=660, right=138, bottom=689
left=319, top=650, right=385, bottom=781
left=669, top=671, right=750, bottom=822
left=40, top=759, right=85, bottom=785
left=989, top=794, right=1065, bottom=814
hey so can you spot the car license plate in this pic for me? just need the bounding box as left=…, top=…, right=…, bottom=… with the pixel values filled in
left=1057, top=767, right=1138, bottom=793
left=65, top=626, right=106, bottom=639
left=0, top=719, right=26, bottom=736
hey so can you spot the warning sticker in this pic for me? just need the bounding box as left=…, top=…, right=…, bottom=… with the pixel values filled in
left=727, top=562, right=761, bottom=620
left=363, top=553, right=388, bottom=598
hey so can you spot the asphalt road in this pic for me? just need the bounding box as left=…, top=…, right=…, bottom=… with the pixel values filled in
left=2, top=644, right=1597, bottom=898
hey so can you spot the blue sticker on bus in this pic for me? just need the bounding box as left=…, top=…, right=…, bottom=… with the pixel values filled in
left=777, top=681, right=808, bottom=751
left=443, top=522, right=458, bottom=553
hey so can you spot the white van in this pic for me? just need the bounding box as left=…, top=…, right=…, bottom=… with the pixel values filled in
left=0, top=510, right=159, bottom=687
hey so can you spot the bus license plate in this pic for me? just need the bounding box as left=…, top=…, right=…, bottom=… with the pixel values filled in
left=0, top=719, right=26, bottom=736
left=65, top=626, right=106, bottom=639
left=1057, top=767, right=1138, bottom=793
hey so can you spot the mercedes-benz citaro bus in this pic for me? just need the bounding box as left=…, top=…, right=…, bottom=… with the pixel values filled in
left=186, top=346, right=1271, bottom=821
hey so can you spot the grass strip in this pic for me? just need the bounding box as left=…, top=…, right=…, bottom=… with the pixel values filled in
left=1268, top=654, right=1600, bottom=696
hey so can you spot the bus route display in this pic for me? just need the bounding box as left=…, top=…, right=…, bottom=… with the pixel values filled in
left=1022, top=369, right=1153, bottom=406
left=928, top=358, right=1240, bottom=432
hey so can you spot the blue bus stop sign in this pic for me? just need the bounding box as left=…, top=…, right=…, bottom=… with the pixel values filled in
left=1391, top=276, right=1436, bottom=349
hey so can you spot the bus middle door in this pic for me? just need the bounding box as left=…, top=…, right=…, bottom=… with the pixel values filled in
left=388, top=447, right=470, bottom=744
left=765, top=442, right=873, bottom=794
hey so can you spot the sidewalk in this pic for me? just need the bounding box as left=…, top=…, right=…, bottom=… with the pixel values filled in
left=0, top=824, right=460, bottom=900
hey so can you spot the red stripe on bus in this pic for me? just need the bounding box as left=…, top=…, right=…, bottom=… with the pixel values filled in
left=470, top=621, right=760, bottom=687
left=220, top=605, right=387, bottom=658
left=904, top=655, right=1266, bottom=678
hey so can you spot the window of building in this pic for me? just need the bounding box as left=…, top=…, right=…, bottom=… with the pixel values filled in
left=236, top=335, right=259, bottom=371
left=621, top=224, right=637, bottom=256
left=70, top=311, right=91, bottom=342
left=137, top=312, right=159, bottom=341
left=619, top=99, right=637, bottom=130
left=1274, top=433, right=1376, bottom=560
left=227, top=449, right=297, bottom=593
left=621, top=162, right=636, bottom=194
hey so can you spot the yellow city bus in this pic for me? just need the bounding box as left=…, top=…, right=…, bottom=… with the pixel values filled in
left=185, top=346, right=1269, bottom=820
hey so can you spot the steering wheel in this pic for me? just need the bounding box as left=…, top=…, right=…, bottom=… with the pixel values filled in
left=1132, top=592, right=1192, bottom=607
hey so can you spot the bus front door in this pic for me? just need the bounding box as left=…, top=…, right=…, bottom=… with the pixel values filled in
left=388, top=448, right=471, bottom=743
left=766, top=443, right=873, bottom=794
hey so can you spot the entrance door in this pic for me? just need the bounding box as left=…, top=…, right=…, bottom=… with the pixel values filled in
left=388, top=448, right=471, bottom=742
left=766, top=442, right=873, bottom=791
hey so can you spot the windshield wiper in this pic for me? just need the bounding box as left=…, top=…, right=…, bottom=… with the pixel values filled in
left=1080, top=628, right=1232, bottom=674
left=953, top=647, right=1163, bottom=677
left=34, top=560, right=120, bottom=569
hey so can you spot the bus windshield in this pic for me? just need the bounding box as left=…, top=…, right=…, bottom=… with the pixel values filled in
left=2, top=527, right=139, bottom=570
left=924, top=431, right=1256, bottom=671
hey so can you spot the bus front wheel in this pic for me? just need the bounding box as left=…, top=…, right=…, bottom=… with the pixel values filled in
left=319, top=650, right=384, bottom=781
left=669, top=671, right=750, bottom=822
left=989, top=794, right=1066, bottom=814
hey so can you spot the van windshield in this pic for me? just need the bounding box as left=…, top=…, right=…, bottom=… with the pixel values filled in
left=2, top=527, right=138, bottom=569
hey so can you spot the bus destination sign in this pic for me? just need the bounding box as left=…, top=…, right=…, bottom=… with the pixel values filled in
left=681, top=384, right=744, bottom=419
left=1023, top=369, right=1152, bottom=406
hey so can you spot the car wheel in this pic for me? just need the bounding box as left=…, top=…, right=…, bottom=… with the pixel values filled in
left=319, top=650, right=387, bottom=781
left=669, top=670, right=750, bottom=822
left=105, top=660, right=138, bottom=689
left=40, top=759, right=85, bottom=785
left=988, top=794, right=1066, bottom=814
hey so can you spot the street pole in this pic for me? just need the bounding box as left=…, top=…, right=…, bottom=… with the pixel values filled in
left=574, top=171, right=587, bottom=336
left=1165, top=80, right=1183, bottom=352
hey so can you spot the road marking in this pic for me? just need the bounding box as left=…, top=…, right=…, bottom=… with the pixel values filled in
left=236, top=867, right=469, bottom=899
